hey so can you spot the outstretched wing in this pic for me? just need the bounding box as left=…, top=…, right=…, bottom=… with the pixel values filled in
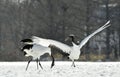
left=79, top=21, right=111, bottom=49
left=32, top=36, right=71, bottom=54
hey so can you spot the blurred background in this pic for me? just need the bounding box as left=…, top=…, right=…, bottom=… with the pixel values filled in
left=0, top=0, right=120, bottom=61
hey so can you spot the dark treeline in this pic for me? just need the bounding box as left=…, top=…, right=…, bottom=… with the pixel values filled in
left=0, top=0, right=120, bottom=61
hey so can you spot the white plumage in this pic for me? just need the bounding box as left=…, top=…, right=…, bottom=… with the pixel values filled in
left=24, top=44, right=51, bottom=59
left=22, top=21, right=110, bottom=67
left=32, top=36, right=72, bottom=54
left=21, top=44, right=54, bottom=70
left=79, top=21, right=110, bottom=49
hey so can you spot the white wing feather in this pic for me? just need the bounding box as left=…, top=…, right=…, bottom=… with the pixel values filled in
left=79, top=21, right=111, bottom=49
left=32, top=36, right=71, bottom=54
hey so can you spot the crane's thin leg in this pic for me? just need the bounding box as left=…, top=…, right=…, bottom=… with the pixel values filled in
left=39, top=60, right=43, bottom=69
left=71, top=59, right=75, bottom=67
left=36, top=58, right=39, bottom=69
left=51, top=54, right=55, bottom=68
left=26, top=59, right=32, bottom=71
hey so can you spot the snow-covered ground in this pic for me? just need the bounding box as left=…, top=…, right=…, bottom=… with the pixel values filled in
left=0, top=61, right=120, bottom=77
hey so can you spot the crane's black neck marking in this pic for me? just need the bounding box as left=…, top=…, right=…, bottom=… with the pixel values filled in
left=21, top=44, right=33, bottom=51
left=69, top=36, right=79, bottom=45
left=24, top=52, right=27, bottom=56
left=69, top=36, right=75, bottom=43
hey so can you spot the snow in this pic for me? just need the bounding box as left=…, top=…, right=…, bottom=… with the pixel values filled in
left=0, top=62, right=120, bottom=77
